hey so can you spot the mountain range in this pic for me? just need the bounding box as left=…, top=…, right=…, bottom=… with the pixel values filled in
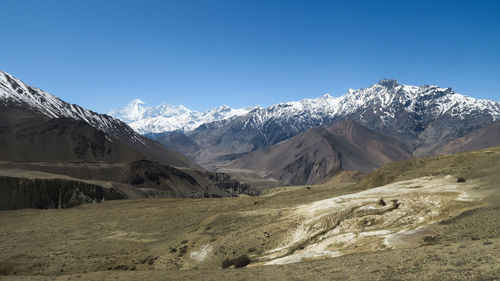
left=3, top=70, right=500, bottom=278
left=3, top=68, right=500, bottom=200
left=0, top=70, right=257, bottom=209
left=109, top=99, right=256, bottom=134
left=111, top=79, right=500, bottom=179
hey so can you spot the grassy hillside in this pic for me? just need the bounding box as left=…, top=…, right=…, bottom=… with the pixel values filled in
left=0, top=146, right=499, bottom=280
left=360, top=146, right=500, bottom=189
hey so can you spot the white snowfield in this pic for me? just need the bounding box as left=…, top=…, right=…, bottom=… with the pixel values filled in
left=111, top=79, right=500, bottom=135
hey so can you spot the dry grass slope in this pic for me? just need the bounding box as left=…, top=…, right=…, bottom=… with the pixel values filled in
left=0, top=146, right=500, bottom=280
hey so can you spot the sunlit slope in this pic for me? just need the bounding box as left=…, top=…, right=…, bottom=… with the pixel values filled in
left=360, top=145, right=500, bottom=190
left=0, top=146, right=499, bottom=280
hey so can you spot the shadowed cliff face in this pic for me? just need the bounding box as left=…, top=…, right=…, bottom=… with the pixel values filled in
left=0, top=176, right=126, bottom=210
left=121, top=160, right=258, bottom=198
left=0, top=159, right=261, bottom=210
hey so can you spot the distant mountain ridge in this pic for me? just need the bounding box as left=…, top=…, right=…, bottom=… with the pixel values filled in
left=112, top=79, right=500, bottom=139
left=149, top=79, right=500, bottom=166
left=110, top=99, right=258, bottom=134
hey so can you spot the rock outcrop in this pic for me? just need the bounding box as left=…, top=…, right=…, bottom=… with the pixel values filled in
left=0, top=176, right=125, bottom=210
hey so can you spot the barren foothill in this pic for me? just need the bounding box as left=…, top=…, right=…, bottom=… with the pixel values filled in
left=1, top=147, right=500, bottom=280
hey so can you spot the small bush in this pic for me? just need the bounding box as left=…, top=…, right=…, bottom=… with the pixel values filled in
left=378, top=198, right=386, bottom=206
left=423, top=235, right=437, bottom=244
left=221, top=255, right=251, bottom=269
left=178, top=245, right=187, bottom=257
left=232, top=255, right=251, bottom=268
left=457, top=177, right=466, bottom=183
left=391, top=199, right=401, bottom=209
left=221, top=258, right=232, bottom=269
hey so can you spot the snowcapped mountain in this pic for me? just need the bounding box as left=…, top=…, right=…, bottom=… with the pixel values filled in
left=108, top=99, right=152, bottom=123
left=237, top=79, right=500, bottom=139
left=110, top=100, right=257, bottom=134
left=114, top=79, right=500, bottom=138
left=156, top=79, right=500, bottom=166
left=0, top=70, right=199, bottom=169
left=0, top=70, right=140, bottom=141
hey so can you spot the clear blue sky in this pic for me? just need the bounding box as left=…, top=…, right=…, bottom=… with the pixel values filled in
left=1, top=0, right=499, bottom=113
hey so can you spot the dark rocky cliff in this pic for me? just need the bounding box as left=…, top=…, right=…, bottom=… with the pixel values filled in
left=0, top=176, right=125, bottom=210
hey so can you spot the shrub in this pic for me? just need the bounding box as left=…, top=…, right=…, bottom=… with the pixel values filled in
left=457, top=177, right=466, bottom=183
left=221, top=258, right=232, bottom=269
left=178, top=245, right=187, bottom=257
left=423, top=235, right=437, bottom=244
left=232, top=255, right=251, bottom=268
left=378, top=198, right=386, bottom=206
left=220, top=255, right=251, bottom=269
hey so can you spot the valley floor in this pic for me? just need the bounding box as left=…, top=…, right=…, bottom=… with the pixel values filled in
left=5, top=237, right=499, bottom=281
left=1, top=148, right=500, bottom=280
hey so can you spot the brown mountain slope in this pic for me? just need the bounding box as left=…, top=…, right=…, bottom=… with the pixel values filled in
left=0, top=106, right=199, bottom=169
left=223, top=120, right=413, bottom=185
left=0, top=68, right=200, bottom=170
left=431, top=120, right=500, bottom=155
left=0, top=107, right=256, bottom=209
left=0, top=107, right=142, bottom=163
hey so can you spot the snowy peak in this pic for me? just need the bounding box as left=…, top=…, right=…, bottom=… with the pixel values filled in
left=114, top=79, right=500, bottom=137
left=110, top=100, right=256, bottom=134
left=152, top=103, right=191, bottom=117
left=336, top=79, right=498, bottom=121
left=108, top=99, right=152, bottom=123
left=0, top=70, right=66, bottom=118
left=225, top=80, right=500, bottom=139
left=132, top=99, right=145, bottom=104
left=0, top=70, right=144, bottom=143
left=377, top=78, right=400, bottom=88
